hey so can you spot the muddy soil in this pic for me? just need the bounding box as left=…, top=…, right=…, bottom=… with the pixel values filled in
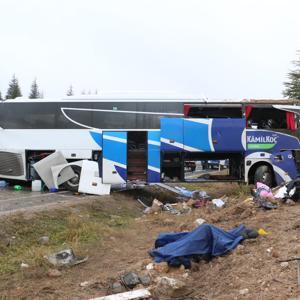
left=0, top=182, right=299, bottom=299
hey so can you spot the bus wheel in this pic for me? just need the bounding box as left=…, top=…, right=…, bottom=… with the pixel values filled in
left=63, top=165, right=82, bottom=192
left=254, top=165, right=273, bottom=187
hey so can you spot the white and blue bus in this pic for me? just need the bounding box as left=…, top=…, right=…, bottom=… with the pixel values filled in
left=0, top=96, right=299, bottom=190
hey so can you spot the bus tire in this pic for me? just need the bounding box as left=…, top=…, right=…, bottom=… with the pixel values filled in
left=63, top=165, right=82, bottom=192
left=254, top=165, right=273, bottom=187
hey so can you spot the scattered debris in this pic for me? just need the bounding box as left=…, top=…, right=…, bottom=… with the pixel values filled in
left=0, top=180, right=8, bottom=189
left=13, top=185, right=22, bottom=191
left=194, top=218, right=206, bottom=226
left=258, top=228, right=268, bottom=236
left=174, top=186, right=208, bottom=199
left=162, top=203, right=180, bottom=215
left=47, top=249, right=88, bottom=267
left=155, top=276, right=189, bottom=298
left=212, top=198, right=225, bottom=208
left=78, top=160, right=111, bottom=195
left=253, top=182, right=278, bottom=209
left=89, top=288, right=151, bottom=300
left=20, top=262, right=29, bottom=269
left=239, top=288, right=249, bottom=295
left=145, top=263, right=154, bottom=270
left=33, top=151, right=76, bottom=190
left=143, top=199, right=163, bottom=214
left=280, top=262, right=289, bottom=269
left=80, top=281, right=90, bottom=287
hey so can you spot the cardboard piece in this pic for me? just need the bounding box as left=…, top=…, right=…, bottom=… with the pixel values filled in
left=78, top=160, right=111, bottom=195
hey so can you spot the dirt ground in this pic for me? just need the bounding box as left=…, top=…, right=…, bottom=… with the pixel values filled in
left=0, top=182, right=299, bottom=299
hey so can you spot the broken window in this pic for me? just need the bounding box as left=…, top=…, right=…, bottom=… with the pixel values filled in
left=246, top=106, right=296, bottom=130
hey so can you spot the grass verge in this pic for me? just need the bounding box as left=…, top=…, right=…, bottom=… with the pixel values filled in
left=0, top=199, right=139, bottom=276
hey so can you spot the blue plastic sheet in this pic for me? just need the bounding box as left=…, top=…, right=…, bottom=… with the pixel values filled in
left=150, top=224, right=245, bottom=267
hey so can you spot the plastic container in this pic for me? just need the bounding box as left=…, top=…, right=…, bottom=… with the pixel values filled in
left=31, top=180, right=42, bottom=192
left=0, top=180, right=8, bottom=189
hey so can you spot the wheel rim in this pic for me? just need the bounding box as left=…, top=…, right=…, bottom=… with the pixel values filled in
left=67, top=173, right=80, bottom=187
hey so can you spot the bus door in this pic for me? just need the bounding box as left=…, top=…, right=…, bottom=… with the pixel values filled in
left=183, top=118, right=245, bottom=152
left=160, top=118, right=183, bottom=151
left=102, top=131, right=127, bottom=184
left=148, top=131, right=161, bottom=183
left=210, top=118, right=246, bottom=152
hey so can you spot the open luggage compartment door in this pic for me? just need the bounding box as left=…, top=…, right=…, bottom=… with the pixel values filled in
left=160, top=118, right=184, bottom=151
left=102, top=132, right=127, bottom=184
left=148, top=131, right=161, bottom=182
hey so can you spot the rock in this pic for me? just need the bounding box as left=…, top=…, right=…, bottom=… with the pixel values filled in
left=38, top=236, right=49, bottom=245
left=280, top=262, right=289, bottom=269
left=47, top=269, right=62, bottom=278
left=286, top=199, right=296, bottom=206
left=194, top=218, right=206, bottom=226
left=121, top=272, right=140, bottom=289
left=239, top=288, right=249, bottom=295
left=236, top=244, right=245, bottom=254
left=272, top=250, right=280, bottom=258
left=111, top=281, right=124, bottom=294
left=154, top=262, right=169, bottom=273
left=182, top=273, right=189, bottom=279
left=156, top=276, right=188, bottom=298
left=139, top=274, right=151, bottom=286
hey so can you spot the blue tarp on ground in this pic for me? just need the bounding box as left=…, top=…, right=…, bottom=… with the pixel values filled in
left=150, top=224, right=245, bottom=266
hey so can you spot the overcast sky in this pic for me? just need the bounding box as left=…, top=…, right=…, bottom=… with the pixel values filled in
left=0, top=0, right=300, bottom=99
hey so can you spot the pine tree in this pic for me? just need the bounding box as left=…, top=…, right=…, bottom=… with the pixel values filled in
left=6, top=74, right=22, bottom=99
left=29, top=78, right=40, bottom=99
left=0, top=91, right=2, bottom=100
left=66, top=85, right=74, bottom=96
left=283, top=52, right=300, bottom=99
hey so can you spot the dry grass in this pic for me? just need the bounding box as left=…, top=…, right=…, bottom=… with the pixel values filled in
left=0, top=199, right=139, bottom=276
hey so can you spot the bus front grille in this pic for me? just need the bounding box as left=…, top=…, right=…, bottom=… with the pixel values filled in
left=0, top=152, right=24, bottom=176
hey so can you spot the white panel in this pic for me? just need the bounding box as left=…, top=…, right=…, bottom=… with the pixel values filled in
left=33, top=151, right=75, bottom=189
left=78, top=161, right=111, bottom=195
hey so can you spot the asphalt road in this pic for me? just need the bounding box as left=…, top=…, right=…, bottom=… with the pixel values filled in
left=0, top=188, right=98, bottom=215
